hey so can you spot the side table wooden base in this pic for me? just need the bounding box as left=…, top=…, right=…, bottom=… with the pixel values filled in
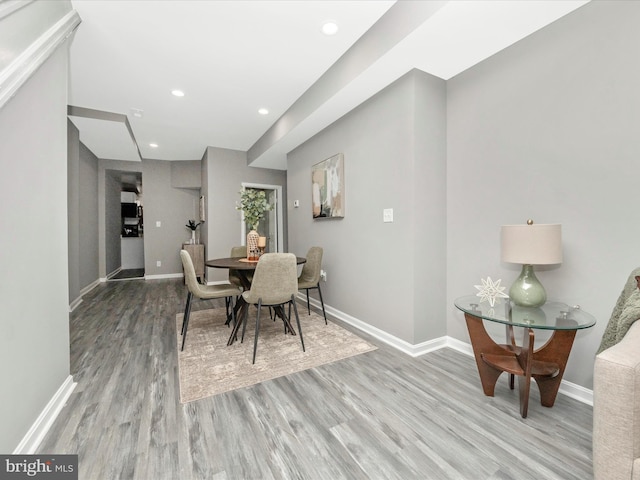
left=464, top=312, right=576, bottom=418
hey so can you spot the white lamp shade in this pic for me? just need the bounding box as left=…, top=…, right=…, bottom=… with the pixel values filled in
left=501, top=223, right=562, bottom=265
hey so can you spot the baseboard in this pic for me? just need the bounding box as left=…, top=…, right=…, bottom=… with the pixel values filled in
left=13, top=375, right=76, bottom=454
left=69, top=279, right=101, bottom=312
left=144, top=273, right=184, bottom=280
left=80, top=279, right=100, bottom=296
left=558, top=379, right=593, bottom=406
left=446, top=336, right=474, bottom=357
left=299, top=294, right=594, bottom=406
left=68, top=296, right=82, bottom=313
left=106, top=267, right=122, bottom=280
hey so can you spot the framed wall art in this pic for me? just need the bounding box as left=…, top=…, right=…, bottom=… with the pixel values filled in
left=312, top=153, right=344, bottom=219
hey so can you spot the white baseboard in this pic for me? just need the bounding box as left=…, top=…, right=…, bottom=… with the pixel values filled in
left=13, top=375, right=76, bottom=454
left=69, top=279, right=101, bottom=312
left=68, top=296, right=82, bottom=312
left=144, top=273, right=184, bottom=280
left=558, top=379, right=593, bottom=406
left=106, top=267, right=122, bottom=280
left=80, top=279, right=101, bottom=296
left=299, top=294, right=594, bottom=406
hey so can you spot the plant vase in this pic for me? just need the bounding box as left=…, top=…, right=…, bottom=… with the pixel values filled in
left=191, top=229, right=196, bottom=244
left=247, top=229, right=260, bottom=261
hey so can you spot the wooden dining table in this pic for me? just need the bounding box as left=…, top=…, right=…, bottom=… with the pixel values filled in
left=206, top=256, right=306, bottom=345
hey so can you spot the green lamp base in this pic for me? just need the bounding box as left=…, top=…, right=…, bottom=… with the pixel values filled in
left=509, top=264, right=547, bottom=308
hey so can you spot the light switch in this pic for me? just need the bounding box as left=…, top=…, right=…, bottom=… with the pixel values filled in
left=156, top=221, right=161, bottom=227
left=294, top=200, right=300, bottom=208
left=383, top=208, right=393, bottom=223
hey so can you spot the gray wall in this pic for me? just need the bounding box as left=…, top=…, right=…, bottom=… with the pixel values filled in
left=143, top=159, right=201, bottom=275
left=285, top=1, right=640, bottom=390
left=446, top=0, right=640, bottom=388
left=68, top=120, right=80, bottom=303
left=93, top=158, right=202, bottom=280
left=171, top=160, right=201, bottom=188
left=287, top=70, right=447, bottom=344
left=105, top=170, right=122, bottom=276
left=0, top=43, right=71, bottom=452
left=68, top=119, right=100, bottom=304
left=78, top=142, right=99, bottom=289
left=203, top=147, right=287, bottom=282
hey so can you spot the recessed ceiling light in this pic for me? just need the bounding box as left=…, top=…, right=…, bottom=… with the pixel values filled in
left=171, top=89, right=185, bottom=97
left=149, top=143, right=158, bottom=148
left=321, top=20, right=338, bottom=36
left=130, top=108, right=144, bottom=118
left=258, top=108, right=269, bottom=115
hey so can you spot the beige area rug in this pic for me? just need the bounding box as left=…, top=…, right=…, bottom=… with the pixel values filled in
left=176, top=307, right=377, bottom=403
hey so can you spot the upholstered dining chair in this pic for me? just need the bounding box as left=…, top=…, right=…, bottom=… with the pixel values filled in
left=228, top=245, right=248, bottom=290
left=240, top=253, right=305, bottom=364
left=297, top=246, right=327, bottom=324
left=179, top=249, right=241, bottom=351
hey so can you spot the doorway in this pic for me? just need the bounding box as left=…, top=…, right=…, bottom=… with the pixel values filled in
left=240, top=183, right=284, bottom=253
left=107, top=170, right=145, bottom=281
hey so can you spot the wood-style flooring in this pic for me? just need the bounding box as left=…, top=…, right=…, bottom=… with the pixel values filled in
left=38, top=279, right=593, bottom=479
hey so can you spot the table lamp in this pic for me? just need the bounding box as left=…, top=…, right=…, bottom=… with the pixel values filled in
left=500, top=220, right=562, bottom=308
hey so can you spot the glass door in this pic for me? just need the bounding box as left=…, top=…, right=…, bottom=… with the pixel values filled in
left=240, top=183, right=283, bottom=253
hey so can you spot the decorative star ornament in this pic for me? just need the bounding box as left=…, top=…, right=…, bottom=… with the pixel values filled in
left=474, top=277, right=509, bottom=307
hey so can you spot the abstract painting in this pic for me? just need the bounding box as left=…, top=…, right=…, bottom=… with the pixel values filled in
left=312, top=153, right=344, bottom=219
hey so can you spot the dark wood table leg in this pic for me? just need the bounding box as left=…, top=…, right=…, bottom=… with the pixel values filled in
left=227, top=271, right=253, bottom=345
left=531, top=329, right=576, bottom=407
left=465, top=310, right=576, bottom=417
left=464, top=313, right=513, bottom=397
left=506, top=324, right=516, bottom=390
left=517, top=329, right=535, bottom=418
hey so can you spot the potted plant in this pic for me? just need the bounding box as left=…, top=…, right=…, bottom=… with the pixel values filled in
left=236, top=189, right=271, bottom=260
left=185, top=219, right=202, bottom=244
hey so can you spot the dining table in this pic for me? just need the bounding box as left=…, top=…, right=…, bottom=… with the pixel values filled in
left=206, top=255, right=307, bottom=345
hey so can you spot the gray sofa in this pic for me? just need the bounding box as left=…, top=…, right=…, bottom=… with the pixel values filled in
left=593, top=268, right=640, bottom=480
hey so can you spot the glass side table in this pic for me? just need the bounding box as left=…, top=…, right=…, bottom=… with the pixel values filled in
left=454, top=295, right=596, bottom=418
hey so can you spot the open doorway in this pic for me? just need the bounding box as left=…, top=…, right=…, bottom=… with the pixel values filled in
left=240, top=182, right=284, bottom=253
left=110, top=171, right=145, bottom=280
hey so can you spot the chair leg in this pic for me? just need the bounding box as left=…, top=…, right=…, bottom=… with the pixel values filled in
left=291, top=294, right=305, bottom=352
left=181, top=292, right=194, bottom=351
left=181, top=291, right=193, bottom=336
left=225, top=297, right=231, bottom=325
left=277, top=304, right=294, bottom=335
left=306, top=289, right=311, bottom=314
left=252, top=299, right=263, bottom=364
left=240, top=301, right=250, bottom=343
left=316, top=282, right=327, bottom=325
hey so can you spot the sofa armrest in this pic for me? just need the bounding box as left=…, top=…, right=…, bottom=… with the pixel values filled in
left=634, top=458, right=640, bottom=480
left=594, top=321, right=640, bottom=480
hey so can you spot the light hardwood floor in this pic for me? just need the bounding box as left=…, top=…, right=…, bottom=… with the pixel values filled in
left=38, top=279, right=593, bottom=479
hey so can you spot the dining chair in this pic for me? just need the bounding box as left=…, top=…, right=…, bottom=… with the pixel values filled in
left=225, top=245, right=248, bottom=322
left=179, top=249, right=241, bottom=351
left=240, top=253, right=305, bottom=364
left=297, top=246, right=327, bottom=324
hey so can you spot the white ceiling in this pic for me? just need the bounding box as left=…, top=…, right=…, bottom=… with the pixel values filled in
left=68, top=0, right=589, bottom=169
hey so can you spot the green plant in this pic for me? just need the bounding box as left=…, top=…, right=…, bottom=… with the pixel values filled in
left=236, top=188, right=271, bottom=230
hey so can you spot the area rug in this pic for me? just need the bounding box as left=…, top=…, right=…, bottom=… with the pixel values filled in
left=176, top=307, right=377, bottom=403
